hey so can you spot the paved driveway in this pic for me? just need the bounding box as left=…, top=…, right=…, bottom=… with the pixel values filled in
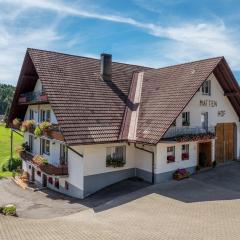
left=1, top=161, right=240, bottom=240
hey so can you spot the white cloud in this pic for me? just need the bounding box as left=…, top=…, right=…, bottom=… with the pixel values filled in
left=0, top=0, right=240, bottom=84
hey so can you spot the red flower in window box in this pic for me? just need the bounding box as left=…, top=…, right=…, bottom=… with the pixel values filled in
left=182, top=153, right=189, bottom=160
left=48, top=177, right=53, bottom=184
left=167, top=155, right=175, bottom=163
left=55, top=179, right=59, bottom=189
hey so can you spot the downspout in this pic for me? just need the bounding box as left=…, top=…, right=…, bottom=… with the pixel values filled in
left=134, top=143, right=155, bottom=184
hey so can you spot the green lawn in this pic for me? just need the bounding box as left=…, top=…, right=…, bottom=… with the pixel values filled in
left=0, top=124, right=23, bottom=177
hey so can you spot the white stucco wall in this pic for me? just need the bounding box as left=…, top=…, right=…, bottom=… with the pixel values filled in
left=166, top=73, right=240, bottom=157
left=83, top=143, right=135, bottom=176
left=135, top=144, right=155, bottom=173
left=155, top=141, right=198, bottom=174
left=67, top=146, right=84, bottom=191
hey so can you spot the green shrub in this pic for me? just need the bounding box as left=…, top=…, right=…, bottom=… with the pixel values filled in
left=34, top=126, right=42, bottom=137
left=2, top=204, right=16, bottom=216
left=2, top=158, right=22, bottom=172
left=39, top=121, right=52, bottom=130
left=0, top=206, right=3, bottom=213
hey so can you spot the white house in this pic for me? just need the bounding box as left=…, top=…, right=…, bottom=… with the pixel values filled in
left=8, top=48, right=240, bottom=198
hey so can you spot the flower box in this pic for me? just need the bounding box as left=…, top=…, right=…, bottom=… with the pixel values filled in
left=48, top=177, right=53, bottom=184
left=167, top=155, right=175, bottom=163
left=173, top=168, right=190, bottom=180
left=182, top=153, right=189, bottom=160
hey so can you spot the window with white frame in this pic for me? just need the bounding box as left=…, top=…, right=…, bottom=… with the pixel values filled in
left=46, top=110, right=51, bottom=122
left=60, top=144, right=68, bottom=165
left=182, top=144, right=189, bottom=160
left=41, top=138, right=50, bottom=155
left=40, top=109, right=51, bottom=122
left=182, top=112, right=190, bottom=126
left=106, top=146, right=126, bottom=167
left=40, top=110, right=46, bottom=122
left=167, top=146, right=175, bottom=163
left=29, top=109, right=34, bottom=120
left=29, top=135, right=34, bottom=153
left=202, top=80, right=211, bottom=95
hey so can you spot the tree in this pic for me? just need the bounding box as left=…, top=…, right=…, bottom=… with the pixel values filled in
left=0, top=83, right=15, bottom=120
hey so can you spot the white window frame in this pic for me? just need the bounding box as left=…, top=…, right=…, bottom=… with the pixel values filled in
left=29, top=135, right=34, bottom=153
left=182, top=112, right=190, bottom=126
left=46, top=110, right=51, bottom=122
left=182, top=144, right=189, bottom=160
left=40, top=110, right=46, bottom=122
left=202, top=80, right=211, bottom=96
left=41, top=138, right=50, bottom=155
left=167, top=146, right=175, bottom=163
left=29, top=109, right=34, bottom=120
left=106, top=146, right=126, bottom=166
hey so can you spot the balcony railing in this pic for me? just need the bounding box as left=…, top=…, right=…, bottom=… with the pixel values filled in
left=18, top=90, right=48, bottom=104
left=20, top=151, right=68, bottom=176
left=162, top=126, right=215, bottom=140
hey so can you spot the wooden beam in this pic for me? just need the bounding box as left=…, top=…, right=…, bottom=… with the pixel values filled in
left=224, top=92, right=240, bottom=96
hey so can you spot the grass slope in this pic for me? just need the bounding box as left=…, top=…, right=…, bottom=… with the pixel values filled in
left=0, top=124, right=23, bottom=177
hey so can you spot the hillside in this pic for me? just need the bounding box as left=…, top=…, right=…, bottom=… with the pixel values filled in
left=0, top=83, right=15, bottom=118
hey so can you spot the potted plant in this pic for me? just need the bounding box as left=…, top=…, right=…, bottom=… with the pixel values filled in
left=34, top=126, right=42, bottom=138
left=39, top=121, right=52, bottom=135
left=21, top=120, right=35, bottom=132
left=15, top=146, right=24, bottom=154
left=173, top=168, right=190, bottom=180
left=12, top=118, right=21, bottom=129
left=167, top=155, right=175, bottom=163
left=32, top=155, right=48, bottom=166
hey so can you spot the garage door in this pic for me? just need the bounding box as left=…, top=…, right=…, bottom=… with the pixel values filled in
left=215, top=123, right=236, bottom=162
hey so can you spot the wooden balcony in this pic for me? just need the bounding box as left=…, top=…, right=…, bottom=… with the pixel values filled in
left=20, top=151, right=68, bottom=176
left=18, top=90, right=49, bottom=105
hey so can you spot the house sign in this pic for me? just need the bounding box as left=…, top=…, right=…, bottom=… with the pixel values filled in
left=200, top=99, right=217, bottom=107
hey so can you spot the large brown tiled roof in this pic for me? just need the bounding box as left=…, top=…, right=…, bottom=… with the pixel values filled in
left=28, top=49, right=147, bottom=145
left=9, top=49, right=240, bottom=145
left=136, top=57, right=223, bottom=144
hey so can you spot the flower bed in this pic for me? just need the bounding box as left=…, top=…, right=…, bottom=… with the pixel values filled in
left=173, top=168, right=190, bottom=180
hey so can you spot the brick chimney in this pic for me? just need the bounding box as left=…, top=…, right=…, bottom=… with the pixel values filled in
left=101, top=53, right=112, bottom=81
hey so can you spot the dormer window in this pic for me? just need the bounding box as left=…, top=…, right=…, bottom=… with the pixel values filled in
left=202, top=80, right=211, bottom=96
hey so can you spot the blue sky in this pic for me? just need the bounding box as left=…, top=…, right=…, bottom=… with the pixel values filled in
left=0, top=0, right=240, bottom=86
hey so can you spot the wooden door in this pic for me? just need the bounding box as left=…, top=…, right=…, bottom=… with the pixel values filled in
left=215, top=123, right=236, bottom=162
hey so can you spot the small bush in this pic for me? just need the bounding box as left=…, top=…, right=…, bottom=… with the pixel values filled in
left=2, top=158, right=22, bottom=172
left=0, top=206, right=3, bottom=213
left=39, top=121, right=52, bottom=130
left=2, top=204, right=16, bottom=216
left=34, top=126, right=42, bottom=137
